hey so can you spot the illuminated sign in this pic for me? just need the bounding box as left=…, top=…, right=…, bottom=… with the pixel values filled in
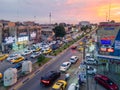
left=101, top=36, right=115, bottom=40
left=100, top=46, right=114, bottom=52
left=107, top=48, right=114, bottom=52
left=100, top=47, right=107, bottom=52
left=100, top=40, right=111, bottom=45
left=4, top=36, right=15, bottom=44
left=115, top=40, right=120, bottom=50
left=18, top=36, right=28, bottom=42
left=104, top=27, right=114, bottom=30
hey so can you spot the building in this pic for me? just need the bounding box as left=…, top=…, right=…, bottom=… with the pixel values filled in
left=40, top=24, right=54, bottom=42
left=79, top=21, right=90, bottom=26
left=96, top=21, right=120, bottom=74
left=0, top=20, right=41, bottom=52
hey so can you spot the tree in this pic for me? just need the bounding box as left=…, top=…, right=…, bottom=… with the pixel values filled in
left=37, top=55, right=45, bottom=66
left=53, top=24, right=66, bottom=38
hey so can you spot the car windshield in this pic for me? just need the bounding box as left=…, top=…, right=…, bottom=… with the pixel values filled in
left=61, top=63, right=67, bottom=67
left=106, top=79, right=114, bottom=85
left=70, top=58, right=74, bottom=60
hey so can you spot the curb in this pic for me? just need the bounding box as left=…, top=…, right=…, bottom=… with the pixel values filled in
left=9, top=32, right=89, bottom=90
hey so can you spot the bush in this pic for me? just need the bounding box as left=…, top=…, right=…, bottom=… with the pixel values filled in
left=37, top=55, right=45, bottom=65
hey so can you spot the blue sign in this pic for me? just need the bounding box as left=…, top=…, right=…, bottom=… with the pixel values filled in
left=100, top=40, right=111, bottom=45
left=115, top=40, right=120, bottom=50
left=104, top=27, right=114, bottom=30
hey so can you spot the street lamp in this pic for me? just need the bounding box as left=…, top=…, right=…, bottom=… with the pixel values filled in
left=82, top=41, right=89, bottom=90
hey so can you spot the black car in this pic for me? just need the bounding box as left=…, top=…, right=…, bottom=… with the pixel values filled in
left=40, top=71, right=61, bottom=86
left=12, top=62, right=22, bottom=70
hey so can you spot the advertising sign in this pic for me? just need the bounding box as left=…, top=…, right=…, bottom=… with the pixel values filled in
left=100, top=40, right=111, bottom=45
left=104, top=27, right=114, bottom=30
left=115, top=40, right=120, bottom=50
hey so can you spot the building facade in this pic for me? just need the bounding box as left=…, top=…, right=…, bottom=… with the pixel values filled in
left=97, top=22, right=120, bottom=74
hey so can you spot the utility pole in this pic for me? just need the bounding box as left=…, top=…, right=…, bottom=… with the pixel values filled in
left=49, top=12, right=51, bottom=25
left=108, top=0, right=111, bottom=22
left=83, top=40, right=89, bottom=90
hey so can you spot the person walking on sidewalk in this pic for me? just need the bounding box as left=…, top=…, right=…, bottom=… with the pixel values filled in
left=65, top=72, right=70, bottom=81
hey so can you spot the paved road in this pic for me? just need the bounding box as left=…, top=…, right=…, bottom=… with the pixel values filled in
left=18, top=49, right=81, bottom=90
left=0, top=53, right=38, bottom=74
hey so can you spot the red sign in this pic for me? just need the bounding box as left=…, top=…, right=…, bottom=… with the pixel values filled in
left=100, top=47, right=114, bottom=52
left=107, top=48, right=114, bottom=52
left=101, top=36, right=115, bottom=40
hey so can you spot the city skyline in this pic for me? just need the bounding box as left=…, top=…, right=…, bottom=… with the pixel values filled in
left=0, top=0, right=120, bottom=24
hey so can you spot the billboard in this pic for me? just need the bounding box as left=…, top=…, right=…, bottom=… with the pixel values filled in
left=100, top=40, right=111, bottom=45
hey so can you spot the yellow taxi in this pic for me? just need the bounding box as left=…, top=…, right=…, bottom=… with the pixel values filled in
left=11, top=56, right=24, bottom=64
left=0, top=73, right=2, bottom=79
left=77, top=47, right=83, bottom=52
left=43, top=48, right=52, bottom=54
left=52, top=80, right=67, bottom=90
left=35, top=48, right=41, bottom=52
left=0, top=54, right=9, bottom=61
left=79, top=41, right=83, bottom=45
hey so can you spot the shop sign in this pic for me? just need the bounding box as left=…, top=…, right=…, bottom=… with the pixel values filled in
left=100, top=40, right=111, bottom=45
left=100, top=59, right=108, bottom=63
left=100, top=46, right=114, bottom=52
left=104, top=27, right=114, bottom=30
left=115, top=40, right=120, bottom=49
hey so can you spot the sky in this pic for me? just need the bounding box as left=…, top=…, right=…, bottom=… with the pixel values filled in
left=0, top=0, right=120, bottom=24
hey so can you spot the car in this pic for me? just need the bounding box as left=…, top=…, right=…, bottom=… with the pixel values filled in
left=85, top=58, right=97, bottom=65
left=52, top=80, right=67, bottom=90
left=40, top=71, right=61, bottom=86
left=30, top=52, right=41, bottom=58
left=0, top=73, right=2, bottom=79
left=42, top=48, right=52, bottom=54
left=69, top=56, right=79, bottom=64
left=60, top=62, right=71, bottom=72
left=0, top=54, right=9, bottom=61
left=12, top=62, right=22, bottom=70
left=94, top=74, right=119, bottom=90
left=71, top=45, right=77, bottom=49
left=6, top=53, right=21, bottom=62
left=87, top=66, right=96, bottom=75
left=67, top=83, right=79, bottom=90
left=77, top=47, right=83, bottom=52
left=21, top=50, right=32, bottom=56
left=10, top=56, right=24, bottom=64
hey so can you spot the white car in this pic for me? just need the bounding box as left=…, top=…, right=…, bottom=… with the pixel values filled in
left=21, top=50, right=32, bottom=56
left=6, top=54, right=21, bottom=62
left=60, top=62, right=71, bottom=72
left=87, top=66, right=97, bottom=74
left=30, top=52, right=41, bottom=58
left=68, top=83, right=79, bottom=90
left=69, top=56, right=79, bottom=64
left=85, top=58, right=97, bottom=64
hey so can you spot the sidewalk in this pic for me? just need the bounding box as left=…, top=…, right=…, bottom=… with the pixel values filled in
left=97, top=65, right=120, bottom=89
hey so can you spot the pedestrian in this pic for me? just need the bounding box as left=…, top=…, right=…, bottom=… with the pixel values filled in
left=78, top=75, right=84, bottom=86
left=65, top=72, right=70, bottom=81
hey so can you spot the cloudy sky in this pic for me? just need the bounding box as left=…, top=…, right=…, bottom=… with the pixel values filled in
left=0, top=0, right=120, bottom=24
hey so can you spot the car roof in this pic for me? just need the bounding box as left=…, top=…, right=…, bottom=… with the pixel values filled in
left=63, top=62, right=70, bottom=64
left=71, top=56, right=77, bottom=58
left=52, top=80, right=66, bottom=89
left=96, top=74, right=108, bottom=81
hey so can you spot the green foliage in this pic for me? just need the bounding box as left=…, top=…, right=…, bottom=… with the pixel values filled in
left=53, top=25, right=66, bottom=38
left=37, top=55, right=45, bottom=64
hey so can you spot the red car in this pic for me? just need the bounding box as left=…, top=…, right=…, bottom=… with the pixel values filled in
left=71, top=45, right=77, bottom=49
left=94, top=74, right=119, bottom=90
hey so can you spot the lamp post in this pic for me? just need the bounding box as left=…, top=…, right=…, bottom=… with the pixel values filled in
left=83, top=41, right=89, bottom=90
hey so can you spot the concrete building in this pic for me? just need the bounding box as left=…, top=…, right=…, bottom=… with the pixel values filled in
left=79, top=21, right=90, bottom=26
left=0, top=20, right=41, bottom=52
left=96, top=21, right=120, bottom=74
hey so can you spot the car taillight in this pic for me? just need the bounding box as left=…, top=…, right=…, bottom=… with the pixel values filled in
left=41, top=80, right=50, bottom=84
